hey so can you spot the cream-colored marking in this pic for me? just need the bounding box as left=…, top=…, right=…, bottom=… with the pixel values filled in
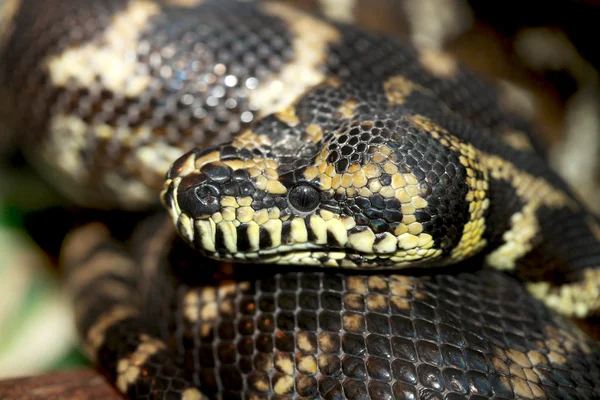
left=217, top=221, right=237, bottom=253
left=348, top=229, right=375, bottom=253
left=297, top=355, right=318, bottom=374
left=309, top=215, right=328, bottom=244
left=85, top=306, right=139, bottom=359
left=273, top=375, right=294, bottom=394
left=46, top=0, right=159, bottom=96
left=262, top=219, right=283, bottom=248
left=390, top=296, right=410, bottom=311
left=0, top=0, right=20, bottom=50
left=178, top=214, right=194, bottom=243
left=527, top=268, right=600, bottom=317
left=182, top=388, right=205, bottom=400
left=343, top=313, right=364, bottom=332
left=43, top=115, right=181, bottom=208
left=116, top=334, right=166, bottom=393
left=67, top=253, right=135, bottom=295
left=317, top=0, right=356, bottom=23
left=248, top=3, right=341, bottom=116
left=183, top=290, right=200, bottom=322
left=346, top=276, right=367, bottom=294
left=384, top=76, right=425, bottom=105
left=367, top=294, right=387, bottom=311
left=275, top=355, right=295, bottom=375
left=326, top=218, right=348, bottom=246
left=194, top=219, right=216, bottom=252
left=500, top=130, right=535, bottom=152
left=417, top=47, right=458, bottom=78
left=275, top=106, right=300, bottom=126
left=297, top=333, right=314, bottom=352
left=163, top=0, right=205, bottom=7
left=483, top=153, right=574, bottom=271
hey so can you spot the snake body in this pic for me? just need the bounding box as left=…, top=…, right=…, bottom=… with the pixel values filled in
left=1, top=0, right=600, bottom=399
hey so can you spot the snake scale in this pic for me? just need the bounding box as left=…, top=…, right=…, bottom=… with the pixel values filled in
left=1, top=0, right=600, bottom=399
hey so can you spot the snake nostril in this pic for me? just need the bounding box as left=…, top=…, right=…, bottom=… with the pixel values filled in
left=288, top=184, right=320, bottom=213
left=177, top=181, right=221, bottom=218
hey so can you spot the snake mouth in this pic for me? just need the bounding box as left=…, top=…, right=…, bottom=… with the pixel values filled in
left=168, top=209, right=445, bottom=268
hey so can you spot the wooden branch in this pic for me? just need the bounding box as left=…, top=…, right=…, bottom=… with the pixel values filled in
left=0, top=368, right=124, bottom=400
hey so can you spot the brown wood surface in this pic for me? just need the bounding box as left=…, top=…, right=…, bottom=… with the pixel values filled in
left=0, top=368, right=124, bottom=400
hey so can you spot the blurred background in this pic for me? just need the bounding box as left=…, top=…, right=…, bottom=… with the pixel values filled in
left=0, top=0, right=599, bottom=382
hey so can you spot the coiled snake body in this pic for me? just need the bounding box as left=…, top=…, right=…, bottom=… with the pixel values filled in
left=1, top=1, right=600, bottom=399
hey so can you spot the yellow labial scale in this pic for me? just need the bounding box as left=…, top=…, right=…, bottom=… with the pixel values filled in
left=397, top=233, right=419, bottom=249
left=347, top=164, right=361, bottom=174
left=371, top=153, right=386, bottom=163
left=262, top=219, right=283, bottom=248
left=217, top=221, right=237, bottom=253
left=178, top=215, right=194, bottom=243
left=348, top=229, right=376, bottom=253
left=373, top=233, right=398, bottom=253
left=237, top=207, right=254, bottom=223
left=291, top=218, right=308, bottom=243
left=320, top=210, right=335, bottom=221
left=195, top=220, right=216, bottom=252
left=242, top=221, right=260, bottom=251
left=328, top=251, right=346, bottom=260
left=326, top=219, right=348, bottom=246
left=211, top=212, right=223, bottom=223
left=305, top=124, right=323, bottom=142
left=309, top=215, right=328, bottom=244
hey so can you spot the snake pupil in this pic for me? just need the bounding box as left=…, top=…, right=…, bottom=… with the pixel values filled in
left=288, top=184, right=320, bottom=213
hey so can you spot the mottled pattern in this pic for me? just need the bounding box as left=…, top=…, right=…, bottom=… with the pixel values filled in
left=63, top=218, right=600, bottom=400
left=3, top=0, right=600, bottom=399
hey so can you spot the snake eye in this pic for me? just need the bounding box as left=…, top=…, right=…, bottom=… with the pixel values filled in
left=288, top=184, right=320, bottom=213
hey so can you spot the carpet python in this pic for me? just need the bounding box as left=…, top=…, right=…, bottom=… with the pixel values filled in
left=1, top=0, right=600, bottom=399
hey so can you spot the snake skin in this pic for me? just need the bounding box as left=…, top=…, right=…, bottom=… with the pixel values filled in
left=63, top=217, right=600, bottom=400
left=1, top=0, right=600, bottom=399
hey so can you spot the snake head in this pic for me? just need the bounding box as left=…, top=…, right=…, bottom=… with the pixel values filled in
left=162, top=113, right=489, bottom=269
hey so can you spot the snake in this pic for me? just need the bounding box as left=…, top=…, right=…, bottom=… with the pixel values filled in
left=1, top=0, right=600, bottom=399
